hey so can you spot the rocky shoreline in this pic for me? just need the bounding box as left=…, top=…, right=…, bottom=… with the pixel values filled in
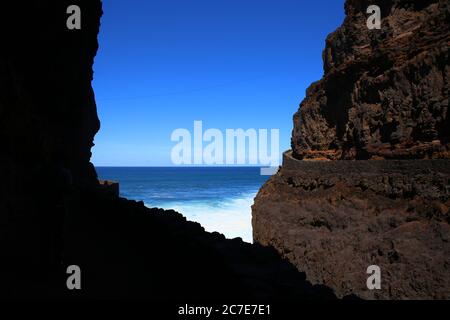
left=1, top=0, right=448, bottom=301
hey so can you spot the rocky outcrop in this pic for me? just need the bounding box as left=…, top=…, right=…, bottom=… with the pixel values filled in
left=253, top=152, right=450, bottom=299
left=0, top=0, right=336, bottom=300
left=292, top=0, right=449, bottom=160
left=253, top=0, right=450, bottom=299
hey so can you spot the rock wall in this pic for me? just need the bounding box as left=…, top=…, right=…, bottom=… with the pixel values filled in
left=0, top=0, right=102, bottom=296
left=253, top=0, right=450, bottom=299
left=253, top=152, right=450, bottom=299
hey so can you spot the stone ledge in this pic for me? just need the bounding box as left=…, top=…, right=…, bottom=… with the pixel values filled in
left=282, top=150, right=450, bottom=175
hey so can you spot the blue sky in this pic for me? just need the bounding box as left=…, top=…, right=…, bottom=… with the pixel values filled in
left=92, top=0, right=345, bottom=166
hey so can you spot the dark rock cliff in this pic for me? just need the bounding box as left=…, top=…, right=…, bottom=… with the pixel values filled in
left=253, top=0, right=450, bottom=299
left=292, top=0, right=449, bottom=160
left=0, top=0, right=336, bottom=300
left=0, top=0, right=102, bottom=297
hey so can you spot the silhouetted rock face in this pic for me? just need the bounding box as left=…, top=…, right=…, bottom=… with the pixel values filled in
left=0, top=0, right=102, bottom=297
left=292, top=0, right=449, bottom=160
left=1, top=0, right=101, bottom=184
left=0, top=1, right=336, bottom=300
left=253, top=0, right=450, bottom=299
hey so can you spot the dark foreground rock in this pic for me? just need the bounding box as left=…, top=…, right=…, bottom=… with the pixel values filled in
left=0, top=0, right=336, bottom=300
left=4, top=184, right=337, bottom=300
left=253, top=0, right=450, bottom=299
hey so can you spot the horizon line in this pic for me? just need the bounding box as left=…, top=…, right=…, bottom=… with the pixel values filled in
left=94, top=165, right=276, bottom=168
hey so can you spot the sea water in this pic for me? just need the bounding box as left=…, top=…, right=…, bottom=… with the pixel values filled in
left=96, top=167, right=269, bottom=243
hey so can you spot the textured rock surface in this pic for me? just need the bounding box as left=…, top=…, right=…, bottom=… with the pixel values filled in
left=253, top=0, right=450, bottom=299
left=292, top=0, right=449, bottom=160
left=0, top=0, right=336, bottom=300
left=253, top=152, right=450, bottom=299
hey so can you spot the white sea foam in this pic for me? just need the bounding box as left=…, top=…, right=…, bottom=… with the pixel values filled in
left=146, top=193, right=257, bottom=243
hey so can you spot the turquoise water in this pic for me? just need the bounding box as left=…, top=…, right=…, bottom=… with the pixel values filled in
left=96, top=167, right=269, bottom=243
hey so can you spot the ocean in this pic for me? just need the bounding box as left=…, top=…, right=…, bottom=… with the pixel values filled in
left=95, top=167, right=269, bottom=243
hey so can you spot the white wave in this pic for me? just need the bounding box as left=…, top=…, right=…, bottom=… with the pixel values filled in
left=146, top=194, right=257, bottom=243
